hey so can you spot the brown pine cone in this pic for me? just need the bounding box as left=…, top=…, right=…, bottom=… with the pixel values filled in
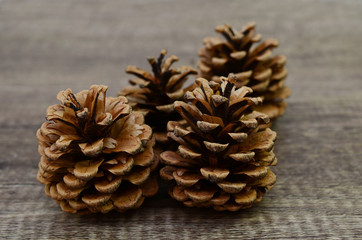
left=160, top=76, right=277, bottom=211
left=36, top=85, right=158, bottom=214
left=118, top=50, right=197, bottom=149
left=198, top=23, right=290, bottom=123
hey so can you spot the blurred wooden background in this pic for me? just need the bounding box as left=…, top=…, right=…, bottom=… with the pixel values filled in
left=0, top=0, right=361, bottom=239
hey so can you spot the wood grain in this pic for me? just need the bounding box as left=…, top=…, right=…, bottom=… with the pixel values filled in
left=0, top=0, right=361, bottom=239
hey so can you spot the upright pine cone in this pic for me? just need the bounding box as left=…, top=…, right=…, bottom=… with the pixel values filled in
left=118, top=50, right=197, bottom=148
left=198, top=23, right=290, bottom=122
left=160, top=76, right=277, bottom=211
left=36, top=85, right=158, bottom=214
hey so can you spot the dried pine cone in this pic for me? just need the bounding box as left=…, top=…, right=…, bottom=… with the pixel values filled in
left=160, top=76, right=277, bottom=211
left=36, top=85, right=158, bottom=214
left=198, top=23, right=290, bottom=123
left=118, top=50, right=197, bottom=148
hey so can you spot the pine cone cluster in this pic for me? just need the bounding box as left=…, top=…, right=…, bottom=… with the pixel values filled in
left=37, top=22, right=288, bottom=214
left=36, top=85, right=158, bottom=214
left=119, top=50, right=197, bottom=148
left=198, top=23, right=290, bottom=123
left=160, top=76, right=277, bottom=211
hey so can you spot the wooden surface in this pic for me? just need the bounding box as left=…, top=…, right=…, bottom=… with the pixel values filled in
left=1, top=0, right=361, bottom=239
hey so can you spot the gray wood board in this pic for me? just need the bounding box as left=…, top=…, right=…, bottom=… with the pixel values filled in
left=0, top=0, right=361, bottom=239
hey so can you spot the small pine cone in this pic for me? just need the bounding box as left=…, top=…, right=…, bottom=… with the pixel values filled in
left=36, top=85, right=159, bottom=214
left=198, top=23, right=290, bottom=122
left=160, top=76, right=277, bottom=211
left=118, top=50, right=197, bottom=148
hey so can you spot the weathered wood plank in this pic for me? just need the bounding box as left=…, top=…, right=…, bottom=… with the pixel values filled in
left=0, top=183, right=361, bottom=239
left=0, top=99, right=361, bottom=239
left=0, top=0, right=361, bottom=239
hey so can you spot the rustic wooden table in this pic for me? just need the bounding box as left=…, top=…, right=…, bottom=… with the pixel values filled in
left=1, top=0, right=361, bottom=239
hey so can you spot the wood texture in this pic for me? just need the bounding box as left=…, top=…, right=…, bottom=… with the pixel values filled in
left=0, top=0, right=361, bottom=239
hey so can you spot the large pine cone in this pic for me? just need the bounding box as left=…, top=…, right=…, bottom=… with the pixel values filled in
left=198, top=23, right=290, bottom=122
left=118, top=50, right=197, bottom=146
left=160, top=77, right=277, bottom=211
left=36, top=85, right=158, bottom=214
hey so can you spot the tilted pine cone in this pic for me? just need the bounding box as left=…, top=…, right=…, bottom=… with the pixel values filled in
left=118, top=50, right=197, bottom=150
left=198, top=23, right=290, bottom=123
left=160, top=76, right=277, bottom=211
left=36, top=85, right=158, bottom=214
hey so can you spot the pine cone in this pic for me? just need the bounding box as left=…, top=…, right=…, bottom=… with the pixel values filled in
left=160, top=76, right=277, bottom=211
left=198, top=23, right=290, bottom=122
left=118, top=50, right=197, bottom=147
left=36, top=85, right=158, bottom=214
